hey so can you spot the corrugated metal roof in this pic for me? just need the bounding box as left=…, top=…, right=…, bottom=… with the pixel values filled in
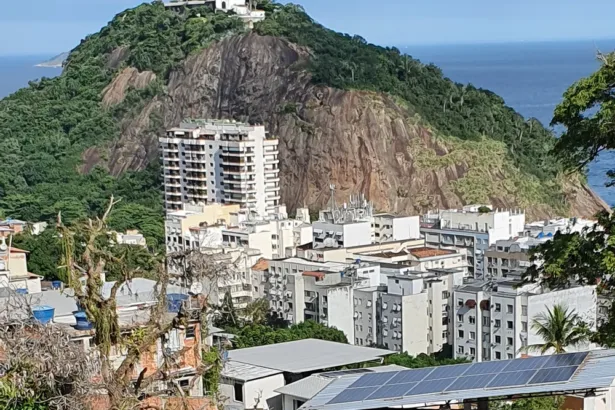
left=221, top=360, right=282, bottom=381
left=302, top=350, right=615, bottom=410
left=275, top=366, right=408, bottom=400
left=228, top=339, right=394, bottom=374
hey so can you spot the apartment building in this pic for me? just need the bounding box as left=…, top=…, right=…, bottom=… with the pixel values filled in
left=421, top=205, right=525, bottom=278
left=371, top=213, right=421, bottom=243
left=160, top=120, right=280, bottom=216
left=484, top=237, right=546, bottom=279
left=453, top=279, right=597, bottom=362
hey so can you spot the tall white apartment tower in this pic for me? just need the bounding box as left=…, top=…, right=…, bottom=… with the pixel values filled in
left=160, top=119, right=281, bottom=216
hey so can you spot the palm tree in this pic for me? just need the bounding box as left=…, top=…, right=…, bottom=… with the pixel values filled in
left=522, top=304, right=590, bottom=355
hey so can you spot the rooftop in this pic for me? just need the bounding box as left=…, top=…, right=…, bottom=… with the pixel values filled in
left=302, top=350, right=615, bottom=410
left=227, top=339, right=394, bottom=374
left=221, top=360, right=282, bottom=382
left=410, top=247, right=456, bottom=259
left=251, top=258, right=269, bottom=271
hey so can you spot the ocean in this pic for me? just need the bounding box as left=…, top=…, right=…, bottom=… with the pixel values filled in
left=1, top=43, right=614, bottom=206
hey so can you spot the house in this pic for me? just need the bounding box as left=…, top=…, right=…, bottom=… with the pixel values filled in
left=220, top=339, right=394, bottom=410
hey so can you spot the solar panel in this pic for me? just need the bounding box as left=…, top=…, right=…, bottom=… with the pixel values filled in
left=388, top=368, right=434, bottom=384
left=445, top=373, right=494, bottom=391
left=366, top=383, right=417, bottom=400
left=503, top=356, right=549, bottom=372
left=327, top=387, right=377, bottom=404
left=423, top=364, right=471, bottom=380
left=348, top=372, right=398, bottom=388
left=408, top=377, right=456, bottom=395
left=528, top=366, right=578, bottom=385
left=464, top=360, right=511, bottom=376
left=322, top=369, right=373, bottom=378
left=543, top=352, right=588, bottom=368
left=487, top=370, right=537, bottom=388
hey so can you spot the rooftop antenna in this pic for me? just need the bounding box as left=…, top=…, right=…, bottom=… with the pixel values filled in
left=329, top=183, right=337, bottom=213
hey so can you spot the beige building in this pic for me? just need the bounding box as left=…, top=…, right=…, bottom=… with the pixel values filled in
left=0, top=230, right=42, bottom=294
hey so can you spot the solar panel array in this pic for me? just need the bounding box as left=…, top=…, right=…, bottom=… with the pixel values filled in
left=327, top=352, right=588, bottom=405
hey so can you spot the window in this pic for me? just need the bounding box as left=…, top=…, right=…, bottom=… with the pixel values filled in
left=495, top=335, right=501, bottom=344
left=185, top=325, right=196, bottom=339
left=507, top=321, right=513, bottom=329
left=507, top=337, right=513, bottom=346
left=179, top=378, right=190, bottom=392
left=495, top=303, right=501, bottom=312
left=469, top=331, right=476, bottom=340
left=458, top=346, right=465, bottom=354
left=442, top=291, right=450, bottom=299
left=507, top=304, right=513, bottom=314
left=457, top=298, right=464, bottom=307
left=293, top=400, right=306, bottom=410
left=470, top=347, right=476, bottom=356
left=457, top=314, right=464, bottom=323
left=522, top=305, right=528, bottom=316
left=495, top=319, right=501, bottom=327
left=482, top=317, right=490, bottom=326
left=521, top=321, right=528, bottom=332
left=458, top=330, right=464, bottom=338
left=507, top=353, right=514, bottom=360
left=233, top=383, right=243, bottom=402
left=469, top=316, right=476, bottom=324
left=495, top=352, right=501, bottom=360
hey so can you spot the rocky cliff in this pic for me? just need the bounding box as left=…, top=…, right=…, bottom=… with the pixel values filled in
left=90, top=33, right=609, bottom=220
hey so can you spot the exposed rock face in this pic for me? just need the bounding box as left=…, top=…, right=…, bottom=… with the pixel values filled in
left=97, top=33, right=609, bottom=220
left=101, top=67, right=156, bottom=107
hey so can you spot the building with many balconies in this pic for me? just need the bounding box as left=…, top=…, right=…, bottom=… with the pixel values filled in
left=160, top=120, right=280, bottom=217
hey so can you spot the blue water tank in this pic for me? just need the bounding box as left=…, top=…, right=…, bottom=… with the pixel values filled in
left=15, top=288, right=28, bottom=295
left=167, top=294, right=189, bottom=313
left=355, top=259, right=361, bottom=264
left=52, top=280, right=62, bottom=290
left=32, top=306, right=55, bottom=325
left=73, top=311, right=93, bottom=330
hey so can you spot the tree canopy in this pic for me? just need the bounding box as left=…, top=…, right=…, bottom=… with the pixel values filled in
left=231, top=320, right=348, bottom=349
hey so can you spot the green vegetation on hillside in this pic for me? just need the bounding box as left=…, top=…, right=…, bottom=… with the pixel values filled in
left=0, top=0, right=578, bottom=246
left=0, top=2, right=244, bottom=248
left=256, top=3, right=562, bottom=189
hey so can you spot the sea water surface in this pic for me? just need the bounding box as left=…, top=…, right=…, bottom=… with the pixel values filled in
left=405, top=40, right=615, bottom=207
left=1, top=43, right=614, bottom=206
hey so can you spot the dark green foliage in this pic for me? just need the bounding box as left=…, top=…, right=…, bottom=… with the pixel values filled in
left=385, top=352, right=469, bottom=368
left=105, top=244, right=162, bottom=282
left=0, top=3, right=243, bottom=244
left=522, top=211, right=615, bottom=346
left=255, top=4, right=560, bottom=181
left=491, top=397, right=563, bottom=410
left=231, top=320, right=348, bottom=348
left=11, top=229, right=62, bottom=280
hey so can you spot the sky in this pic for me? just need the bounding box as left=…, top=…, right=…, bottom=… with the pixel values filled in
left=2, top=0, right=615, bottom=55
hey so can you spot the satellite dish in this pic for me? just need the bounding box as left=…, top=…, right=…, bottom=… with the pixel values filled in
left=190, top=282, right=203, bottom=295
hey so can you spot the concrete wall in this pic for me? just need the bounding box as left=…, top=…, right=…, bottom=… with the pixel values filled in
left=402, top=292, right=429, bottom=355
left=528, top=286, right=598, bottom=353
left=327, top=286, right=354, bottom=343
left=392, top=216, right=421, bottom=240
left=244, top=374, right=286, bottom=410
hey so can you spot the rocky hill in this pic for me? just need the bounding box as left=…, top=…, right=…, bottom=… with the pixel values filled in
left=0, top=2, right=607, bottom=242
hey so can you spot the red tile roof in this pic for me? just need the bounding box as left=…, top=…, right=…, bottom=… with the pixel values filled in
left=251, top=258, right=269, bottom=271
left=302, top=271, right=326, bottom=279
left=410, top=247, right=455, bottom=258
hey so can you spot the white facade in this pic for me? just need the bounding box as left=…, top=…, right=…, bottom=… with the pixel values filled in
left=371, top=214, right=421, bottom=243
left=312, top=220, right=372, bottom=249
left=422, top=205, right=526, bottom=278
left=160, top=120, right=280, bottom=217
left=454, top=280, right=598, bottom=362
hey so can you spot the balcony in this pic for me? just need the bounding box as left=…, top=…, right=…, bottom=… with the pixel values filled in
left=222, top=166, right=256, bottom=175
left=224, top=185, right=257, bottom=194
left=185, top=175, right=207, bottom=181
left=264, top=167, right=279, bottom=174
left=222, top=157, right=254, bottom=166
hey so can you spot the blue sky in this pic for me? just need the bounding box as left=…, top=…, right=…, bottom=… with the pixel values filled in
left=2, top=0, right=615, bottom=55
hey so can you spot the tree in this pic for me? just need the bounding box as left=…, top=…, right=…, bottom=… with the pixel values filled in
left=385, top=352, right=468, bottom=368
left=522, top=304, right=590, bottom=355
left=242, top=298, right=270, bottom=325
left=11, top=229, right=62, bottom=280
left=216, top=290, right=239, bottom=329
left=232, top=320, right=348, bottom=349
left=521, top=52, right=615, bottom=347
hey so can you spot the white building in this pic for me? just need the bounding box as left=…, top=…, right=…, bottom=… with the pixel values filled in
left=422, top=205, right=526, bottom=278
left=313, top=194, right=420, bottom=249
left=160, top=119, right=280, bottom=217
left=164, top=0, right=266, bottom=27
left=453, top=279, right=598, bottom=362
left=0, top=231, right=42, bottom=294
left=114, top=230, right=147, bottom=247
left=220, top=339, right=393, bottom=410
